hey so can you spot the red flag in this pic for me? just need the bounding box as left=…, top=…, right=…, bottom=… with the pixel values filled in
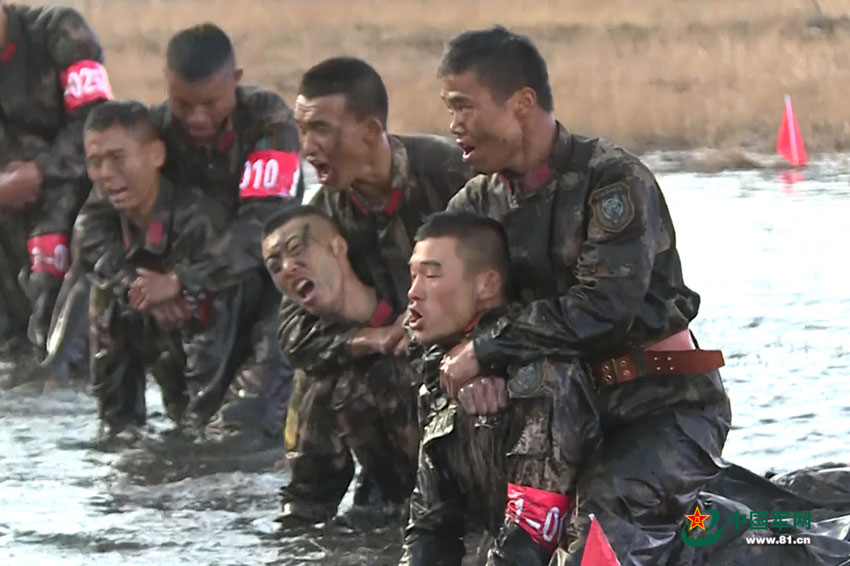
left=581, top=515, right=621, bottom=566
left=776, top=94, right=807, bottom=167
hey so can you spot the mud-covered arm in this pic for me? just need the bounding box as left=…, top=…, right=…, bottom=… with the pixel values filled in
left=276, top=297, right=361, bottom=375
left=174, top=108, right=301, bottom=298
left=73, top=191, right=128, bottom=289
left=278, top=291, right=403, bottom=375
left=450, top=166, right=661, bottom=371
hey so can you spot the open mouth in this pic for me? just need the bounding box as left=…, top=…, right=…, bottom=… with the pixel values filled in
left=408, top=307, right=424, bottom=330
left=294, top=278, right=317, bottom=304
left=308, top=159, right=332, bottom=184
left=106, top=186, right=129, bottom=203
left=457, top=139, right=477, bottom=162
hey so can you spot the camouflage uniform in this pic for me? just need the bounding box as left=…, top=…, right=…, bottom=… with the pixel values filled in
left=79, top=178, right=229, bottom=432
left=54, top=85, right=303, bottom=440
left=400, top=333, right=603, bottom=566
left=278, top=134, right=474, bottom=520
left=283, top=330, right=421, bottom=522
left=0, top=3, right=109, bottom=354
left=448, top=123, right=732, bottom=566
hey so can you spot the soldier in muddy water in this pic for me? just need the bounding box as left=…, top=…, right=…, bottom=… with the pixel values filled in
left=0, top=0, right=111, bottom=380
left=400, top=210, right=603, bottom=566
left=263, top=205, right=421, bottom=527
left=78, top=100, right=235, bottom=435
left=275, top=57, right=477, bottom=524
left=436, top=26, right=732, bottom=566
left=46, top=23, right=304, bottom=445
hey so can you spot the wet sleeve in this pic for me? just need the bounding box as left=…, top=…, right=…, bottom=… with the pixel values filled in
left=34, top=8, right=110, bottom=185
left=276, top=296, right=361, bottom=375
left=73, top=191, right=126, bottom=287
left=399, top=436, right=466, bottom=566
left=173, top=103, right=302, bottom=298
left=472, top=167, right=661, bottom=370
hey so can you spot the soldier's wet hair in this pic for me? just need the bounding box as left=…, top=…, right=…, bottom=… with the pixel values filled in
left=263, top=204, right=341, bottom=239
left=298, top=57, right=389, bottom=129
left=438, top=26, right=554, bottom=112
left=415, top=211, right=512, bottom=295
left=166, top=23, right=235, bottom=83
left=84, top=99, right=158, bottom=142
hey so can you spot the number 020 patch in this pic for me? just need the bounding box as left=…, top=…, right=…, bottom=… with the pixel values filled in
left=60, top=60, right=113, bottom=112
left=239, top=150, right=300, bottom=199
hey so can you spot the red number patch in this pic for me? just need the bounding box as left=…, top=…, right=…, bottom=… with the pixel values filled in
left=239, top=150, right=300, bottom=199
left=505, top=483, right=573, bottom=552
left=27, top=234, right=71, bottom=279
left=60, top=60, right=114, bottom=112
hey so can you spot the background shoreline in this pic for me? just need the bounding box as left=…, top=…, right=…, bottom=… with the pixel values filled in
left=35, top=0, right=850, bottom=157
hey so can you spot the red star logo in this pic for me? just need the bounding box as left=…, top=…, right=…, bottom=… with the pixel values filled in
left=685, top=505, right=711, bottom=531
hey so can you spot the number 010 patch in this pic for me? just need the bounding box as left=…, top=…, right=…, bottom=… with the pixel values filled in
left=505, top=483, right=573, bottom=552
left=61, top=60, right=113, bottom=112
left=239, top=150, right=300, bottom=199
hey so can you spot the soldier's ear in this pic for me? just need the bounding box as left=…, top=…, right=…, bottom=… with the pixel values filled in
left=233, top=67, right=244, bottom=84
left=362, top=117, right=384, bottom=146
left=150, top=139, right=166, bottom=169
left=511, top=86, right=537, bottom=120
left=330, top=234, right=348, bottom=258
left=476, top=269, right=502, bottom=302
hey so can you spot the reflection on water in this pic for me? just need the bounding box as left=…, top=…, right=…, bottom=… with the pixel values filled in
left=2, top=156, right=850, bottom=564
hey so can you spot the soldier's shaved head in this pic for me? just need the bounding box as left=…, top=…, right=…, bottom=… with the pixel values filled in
left=84, top=99, right=159, bottom=143
left=299, top=57, right=389, bottom=129
left=263, top=205, right=340, bottom=241
left=438, top=26, right=553, bottom=113
left=262, top=205, right=357, bottom=317
left=166, top=23, right=235, bottom=83
left=416, top=211, right=511, bottom=288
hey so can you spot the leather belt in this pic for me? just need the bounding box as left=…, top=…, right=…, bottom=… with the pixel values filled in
left=591, top=345, right=725, bottom=387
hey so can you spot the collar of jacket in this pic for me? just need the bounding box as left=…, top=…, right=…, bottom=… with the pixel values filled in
left=347, top=134, right=409, bottom=216
left=499, top=121, right=573, bottom=198
left=120, top=175, right=177, bottom=255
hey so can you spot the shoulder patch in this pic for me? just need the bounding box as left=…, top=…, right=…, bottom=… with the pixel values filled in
left=590, top=182, right=635, bottom=233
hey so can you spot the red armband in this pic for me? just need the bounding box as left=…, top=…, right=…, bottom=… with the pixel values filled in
left=505, top=483, right=573, bottom=552
left=239, top=150, right=300, bottom=199
left=60, top=60, right=114, bottom=112
left=27, top=234, right=71, bottom=279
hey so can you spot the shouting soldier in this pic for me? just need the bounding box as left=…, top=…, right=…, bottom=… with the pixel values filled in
left=438, top=27, right=731, bottom=565
left=277, top=57, right=475, bottom=523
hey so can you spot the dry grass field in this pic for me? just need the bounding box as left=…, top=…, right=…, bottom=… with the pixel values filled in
left=20, top=0, right=850, bottom=153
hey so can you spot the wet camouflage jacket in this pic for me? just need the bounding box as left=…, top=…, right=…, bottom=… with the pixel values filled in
left=448, top=123, right=700, bottom=367
left=78, top=176, right=228, bottom=300
left=0, top=3, right=109, bottom=231
left=448, top=124, right=733, bottom=453
left=403, top=331, right=602, bottom=566
left=278, top=134, right=474, bottom=375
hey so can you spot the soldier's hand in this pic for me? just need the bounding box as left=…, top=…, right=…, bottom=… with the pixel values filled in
left=0, top=161, right=43, bottom=210
left=457, top=376, right=508, bottom=415
left=150, top=297, right=193, bottom=330
left=350, top=317, right=405, bottom=357
left=439, top=339, right=481, bottom=397
left=131, top=269, right=182, bottom=310
left=393, top=333, right=411, bottom=357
